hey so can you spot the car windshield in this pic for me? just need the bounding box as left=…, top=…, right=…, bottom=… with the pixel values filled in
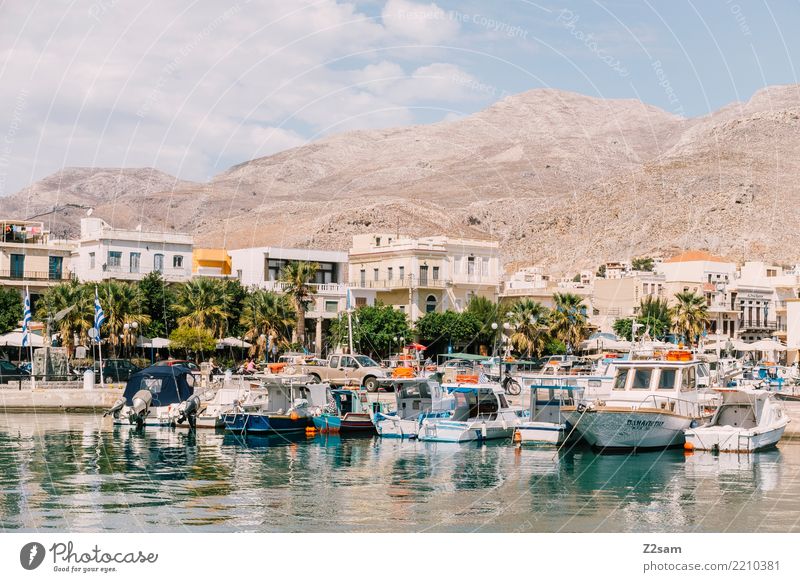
left=355, top=355, right=378, bottom=367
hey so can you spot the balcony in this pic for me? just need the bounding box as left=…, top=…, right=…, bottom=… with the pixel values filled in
left=739, top=319, right=778, bottom=331
left=354, top=277, right=450, bottom=290
left=0, top=269, right=71, bottom=282
left=102, top=265, right=190, bottom=280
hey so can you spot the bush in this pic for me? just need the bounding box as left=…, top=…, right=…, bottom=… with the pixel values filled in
left=169, top=326, right=217, bottom=353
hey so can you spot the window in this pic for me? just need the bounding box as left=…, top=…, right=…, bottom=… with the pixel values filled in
left=467, top=256, right=476, bottom=276
left=48, top=256, right=63, bottom=280
left=173, top=255, right=183, bottom=269
left=482, top=258, right=489, bottom=276
left=325, top=300, right=338, bottom=313
left=631, top=369, right=653, bottom=389
left=329, top=356, right=339, bottom=368
left=426, top=294, right=437, bottom=313
left=154, top=254, right=164, bottom=272
left=419, top=265, right=428, bottom=285
left=130, top=252, right=141, bottom=273
left=432, top=266, right=439, bottom=281
left=359, top=269, right=366, bottom=286
left=387, top=267, right=393, bottom=280
left=89, top=252, right=96, bottom=269
left=355, top=296, right=367, bottom=307
left=373, top=268, right=379, bottom=281
left=681, top=367, right=696, bottom=392
left=375, top=237, right=381, bottom=246
left=613, top=369, right=629, bottom=390
left=399, top=266, right=405, bottom=280
left=657, top=369, right=677, bottom=390
left=108, top=251, right=122, bottom=268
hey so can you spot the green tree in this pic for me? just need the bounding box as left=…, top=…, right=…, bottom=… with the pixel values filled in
left=172, top=278, right=230, bottom=338
left=631, top=257, right=655, bottom=272
left=415, top=310, right=481, bottom=356
left=169, top=326, right=217, bottom=359
left=506, top=299, right=551, bottom=357
left=671, top=291, right=709, bottom=345
left=279, top=261, right=319, bottom=348
left=35, top=280, right=94, bottom=356
left=466, top=295, right=500, bottom=353
left=137, top=271, right=176, bottom=338
left=329, top=302, right=411, bottom=358
left=221, top=278, right=248, bottom=339
left=97, top=281, right=151, bottom=357
left=0, top=287, right=22, bottom=334
left=549, top=292, right=589, bottom=353
left=612, top=297, right=672, bottom=341
left=240, top=289, right=295, bottom=359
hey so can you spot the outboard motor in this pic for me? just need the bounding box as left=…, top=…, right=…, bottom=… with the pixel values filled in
left=128, top=389, right=153, bottom=429
left=103, top=396, right=126, bottom=419
left=176, top=394, right=201, bottom=429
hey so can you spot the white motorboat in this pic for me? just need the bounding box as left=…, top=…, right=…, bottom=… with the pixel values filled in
left=418, top=383, right=524, bottom=443
left=515, top=380, right=584, bottom=446
left=684, top=388, right=789, bottom=453
left=563, top=351, right=712, bottom=451
left=374, top=377, right=453, bottom=439
left=194, top=383, right=265, bottom=429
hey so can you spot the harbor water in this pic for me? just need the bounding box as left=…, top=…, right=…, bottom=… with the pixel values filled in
left=1, top=413, right=799, bottom=533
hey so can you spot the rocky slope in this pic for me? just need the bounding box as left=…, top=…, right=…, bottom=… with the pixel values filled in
left=2, top=85, right=800, bottom=273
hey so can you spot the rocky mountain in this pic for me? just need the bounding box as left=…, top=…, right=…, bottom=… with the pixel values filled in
left=2, top=85, right=800, bottom=273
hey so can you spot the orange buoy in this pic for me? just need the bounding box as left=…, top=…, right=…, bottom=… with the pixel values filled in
left=513, top=430, right=522, bottom=443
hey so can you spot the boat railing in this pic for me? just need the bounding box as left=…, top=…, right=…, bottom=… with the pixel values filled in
left=632, top=394, right=703, bottom=418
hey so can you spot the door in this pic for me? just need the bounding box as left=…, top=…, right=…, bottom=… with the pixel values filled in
left=419, top=265, right=428, bottom=286
left=48, top=256, right=63, bottom=280
left=10, top=254, right=24, bottom=278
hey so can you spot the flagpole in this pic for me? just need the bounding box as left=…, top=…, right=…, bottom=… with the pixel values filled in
left=96, top=286, right=105, bottom=388
left=28, top=288, right=35, bottom=389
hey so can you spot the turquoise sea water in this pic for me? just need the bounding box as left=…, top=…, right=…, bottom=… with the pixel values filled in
left=1, top=413, right=798, bottom=533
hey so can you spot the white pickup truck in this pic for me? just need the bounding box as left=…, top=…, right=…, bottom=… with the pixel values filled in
left=301, top=354, right=388, bottom=392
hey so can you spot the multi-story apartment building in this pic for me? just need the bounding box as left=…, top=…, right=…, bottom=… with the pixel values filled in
left=72, top=218, right=193, bottom=283
left=228, top=246, right=376, bottom=354
left=1, top=219, right=74, bottom=297
left=348, top=234, right=500, bottom=322
left=590, top=271, right=665, bottom=333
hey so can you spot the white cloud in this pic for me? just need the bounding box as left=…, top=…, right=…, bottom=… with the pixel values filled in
left=381, top=0, right=460, bottom=44
left=0, top=0, right=480, bottom=195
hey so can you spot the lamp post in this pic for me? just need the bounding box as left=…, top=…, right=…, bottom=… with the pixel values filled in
left=491, top=322, right=498, bottom=356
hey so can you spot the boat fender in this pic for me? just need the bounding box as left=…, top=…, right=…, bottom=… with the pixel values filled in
left=689, top=419, right=698, bottom=429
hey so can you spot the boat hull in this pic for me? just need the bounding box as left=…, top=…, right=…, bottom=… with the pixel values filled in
left=516, top=421, right=567, bottom=445
left=312, top=413, right=375, bottom=434
left=223, top=413, right=311, bottom=434
left=418, top=419, right=514, bottom=443
left=567, top=408, right=695, bottom=450
left=685, top=422, right=788, bottom=453
left=375, top=416, right=421, bottom=439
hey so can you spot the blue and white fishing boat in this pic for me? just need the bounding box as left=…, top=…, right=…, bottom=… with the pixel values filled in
left=312, top=387, right=376, bottom=434
left=515, top=380, right=584, bottom=446
left=418, top=384, right=523, bottom=443
left=222, top=377, right=319, bottom=434
left=374, top=377, right=453, bottom=439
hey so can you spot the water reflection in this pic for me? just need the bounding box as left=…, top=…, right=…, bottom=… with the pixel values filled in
left=1, top=413, right=799, bottom=532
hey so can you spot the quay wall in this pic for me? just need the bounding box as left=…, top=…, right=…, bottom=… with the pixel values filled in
left=0, top=382, right=125, bottom=412
left=782, top=401, right=800, bottom=437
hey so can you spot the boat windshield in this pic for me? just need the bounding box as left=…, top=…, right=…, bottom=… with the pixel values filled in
left=630, top=368, right=653, bottom=389
left=355, top=355, right=378, bottom=367
left=658, top=368, right=677, bottom=390
left=613, top=369, right=629, bottom=390
left=398, top=383, right=431, bottom=399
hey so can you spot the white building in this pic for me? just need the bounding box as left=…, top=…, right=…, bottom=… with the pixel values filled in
left=72, top=218, right=193, bottom=282
left=228, top=246, right=376, bottom=354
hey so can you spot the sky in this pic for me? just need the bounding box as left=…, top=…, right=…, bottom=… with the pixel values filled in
left=1, top=0, right=799, bottom=196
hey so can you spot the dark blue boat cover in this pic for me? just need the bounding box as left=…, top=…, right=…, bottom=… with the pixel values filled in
left=123, top=365, right=195, bottom=407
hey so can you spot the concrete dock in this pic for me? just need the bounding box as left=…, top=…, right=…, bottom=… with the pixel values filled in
left=0, top=382, right=125, bottom=413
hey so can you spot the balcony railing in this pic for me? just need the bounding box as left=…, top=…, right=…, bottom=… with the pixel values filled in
left=354, top=277, right=450, bottom=289
left=0, top=270, right=71, bottom=282
left=103, top=265, right=189, bottom=278
left=739, top=319, right=778, bottom=330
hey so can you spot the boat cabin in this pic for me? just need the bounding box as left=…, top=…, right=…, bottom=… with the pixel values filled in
left=527, top=380, right=585, bottom=426
left=713, top=389, right=783, bottom=429
left=123, top=365, right=196, bottom=407
left=330, top=388, right=372, bottom=415
left=448, top=386, right=509, bottom=421
left=391, top=378, right=450, bottom=419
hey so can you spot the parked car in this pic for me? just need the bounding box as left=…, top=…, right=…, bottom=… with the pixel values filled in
left=94, top=359, right=141, bottom=383
left=0, top=360, right=29, bottom=383
left=299, top=354, right=388, bottom=392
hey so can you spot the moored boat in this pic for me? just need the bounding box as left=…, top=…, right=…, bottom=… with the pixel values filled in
left=312, top=387, right=376, bottom=434
left=106, top=365, right=198, bottom=428
left=515, top=380, right=584, bottom=446
left=374, top=376, right=453, bottom=439
left=684, top=387, right=789, bottom=453
left=222, top=377, right=321, bottom=435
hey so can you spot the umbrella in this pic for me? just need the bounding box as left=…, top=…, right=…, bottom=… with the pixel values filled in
left=216, top=337, right=252, bottom=349
left=704, top=339, right=751, bottom=352
left=747, top=338, right=787, bottom=352
left=136, top=335, right=171, bottom=349
left=0, top=330, right=44, bottom=347
left=406, top=342, right=427, bottom=351
left=579, top=337, right=632, bottom=351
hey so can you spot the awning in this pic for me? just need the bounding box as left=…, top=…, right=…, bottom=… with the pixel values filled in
left=216, top=337, right=252, bottom=349
left=136, top=336, right=171, bottom=349
left=746, top=338, right=787, bottom=352
left=0, top=330, right=44, bottom=347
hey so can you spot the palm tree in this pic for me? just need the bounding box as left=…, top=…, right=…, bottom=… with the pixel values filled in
left=97, top=281, right=151, bottom=357
left=549, top=292, right=589, bottom=353
left=240, top=290, right=296, bottom=359
left=36, top=280, right=94, bottom=357
left=173, top=278, right=230, bottom=338
left=279, top=261, right=319, bottom=347
left=466, top=295, right=500, bottom=353
left=637, top=296, right=672, bottom=339
left=506, top=299, right=551, bottom=357
left=670, top=291, right=709, bottom=346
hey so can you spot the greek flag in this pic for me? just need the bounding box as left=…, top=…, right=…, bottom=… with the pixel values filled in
left=346, top=287, right=352, bottom=310
left=21, top=289, right=31, bottom=348
left=93, top=287, right=105, bottom=341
